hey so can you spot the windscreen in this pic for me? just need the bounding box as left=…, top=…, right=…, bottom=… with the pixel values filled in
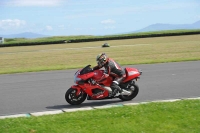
left=79, top=65, right=93, bottom=75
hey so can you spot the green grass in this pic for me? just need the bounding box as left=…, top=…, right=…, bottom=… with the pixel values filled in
left=3, top=35, right=95, bottom=44
left=0, top=34, right=200, bottom=74
left=0, top=99, right=199, bottom=133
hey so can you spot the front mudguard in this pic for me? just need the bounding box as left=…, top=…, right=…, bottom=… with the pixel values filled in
left=70, top=85, right=83, bottom=96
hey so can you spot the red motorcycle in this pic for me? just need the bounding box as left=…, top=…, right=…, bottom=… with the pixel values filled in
left=65, top=65, right=142, bottom=105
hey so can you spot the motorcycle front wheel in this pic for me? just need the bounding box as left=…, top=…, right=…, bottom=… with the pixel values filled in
left=119, top=83, right=139, bottom=101
left=65, top=88, right=87, bottom=105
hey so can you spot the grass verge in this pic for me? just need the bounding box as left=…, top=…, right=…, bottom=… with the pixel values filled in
left=0, top=34, right=200, bottom=74
left=0, top=99, right=199, bottom=133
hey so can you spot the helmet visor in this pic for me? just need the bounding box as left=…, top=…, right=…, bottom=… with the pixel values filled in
left=99, top=58, right=106, bottom=65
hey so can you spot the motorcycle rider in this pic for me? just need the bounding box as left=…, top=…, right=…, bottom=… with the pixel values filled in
left=93, top=53, right=126, bottom=96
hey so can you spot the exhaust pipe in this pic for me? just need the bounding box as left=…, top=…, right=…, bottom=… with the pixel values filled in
left=120, top=89, right=131, bottom=95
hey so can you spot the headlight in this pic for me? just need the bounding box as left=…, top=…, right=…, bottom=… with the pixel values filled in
left=74, top=71, right=81, bottom=84
left=74, top=77, right=82, bottom=84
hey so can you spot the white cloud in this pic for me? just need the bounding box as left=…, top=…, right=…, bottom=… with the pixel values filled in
left=196, top=15, right=200, bottom=19
left=57, top=25, right=66, bottom=30
left=0, top=19, right=26, bottom=30
left=74, top=28, right=83, bottom=31
left=101, top=19, right=116, bottom=24
left=104, top=26, right=116, bottom=29
left=101, top=19, right=116, bottom=30
left=2, top=0, right=64, bottom=7
left=44, top=26, right=53, bottom=31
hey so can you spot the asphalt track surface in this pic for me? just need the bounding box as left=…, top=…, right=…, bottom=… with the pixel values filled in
left=0, top=61, right=200, bottom=116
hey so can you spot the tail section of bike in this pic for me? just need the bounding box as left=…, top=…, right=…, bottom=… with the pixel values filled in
left=123, top=67, right=142, bottom=83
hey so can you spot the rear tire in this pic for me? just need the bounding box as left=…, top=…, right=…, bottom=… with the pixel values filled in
left=119, top=84, right=139, bottom=101
left=65, top=88, right=87, bottom=105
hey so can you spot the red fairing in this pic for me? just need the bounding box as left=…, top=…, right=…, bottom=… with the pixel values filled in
left=70, top=84, right=109, bottom=99
left=99, top=76, right=113, bottom=86
left=92, top=70, right=113, bottom=86
left=92, top=70, right=104, bottom=81
left=77, top=72, right=94, bottom=80
left=78, top=83, right=109, bottom=99
left=123, top=67, right=140, bottom=83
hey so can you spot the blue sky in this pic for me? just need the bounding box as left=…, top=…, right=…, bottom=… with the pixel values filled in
left=0, top=0, right=200, bottom=36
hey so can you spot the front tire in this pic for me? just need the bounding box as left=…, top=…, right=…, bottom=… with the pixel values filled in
left=65, top=88, right=87, bottom=105
left=119, top=84, right=139, bottom=101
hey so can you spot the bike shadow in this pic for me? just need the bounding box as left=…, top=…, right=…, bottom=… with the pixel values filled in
left=46, top=99, right=124, bottom=110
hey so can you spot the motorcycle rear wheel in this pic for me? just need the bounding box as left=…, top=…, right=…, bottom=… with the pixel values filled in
left=119, top=84, right=139, bottom=101
left=65, top=88, right=87, bottom=105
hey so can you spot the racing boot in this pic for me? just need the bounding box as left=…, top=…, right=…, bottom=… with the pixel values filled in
left=111, top=82, right=122, bottom=97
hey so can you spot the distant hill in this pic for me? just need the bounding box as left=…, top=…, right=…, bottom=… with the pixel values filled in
left=0, top=32, right=48, bottom=38
left=135, top=20, right=200, bottom=33
left=1, top=20, right=200, bottom=38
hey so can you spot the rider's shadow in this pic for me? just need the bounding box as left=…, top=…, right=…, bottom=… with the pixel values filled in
left=46, top=100, right=123, bottom=110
